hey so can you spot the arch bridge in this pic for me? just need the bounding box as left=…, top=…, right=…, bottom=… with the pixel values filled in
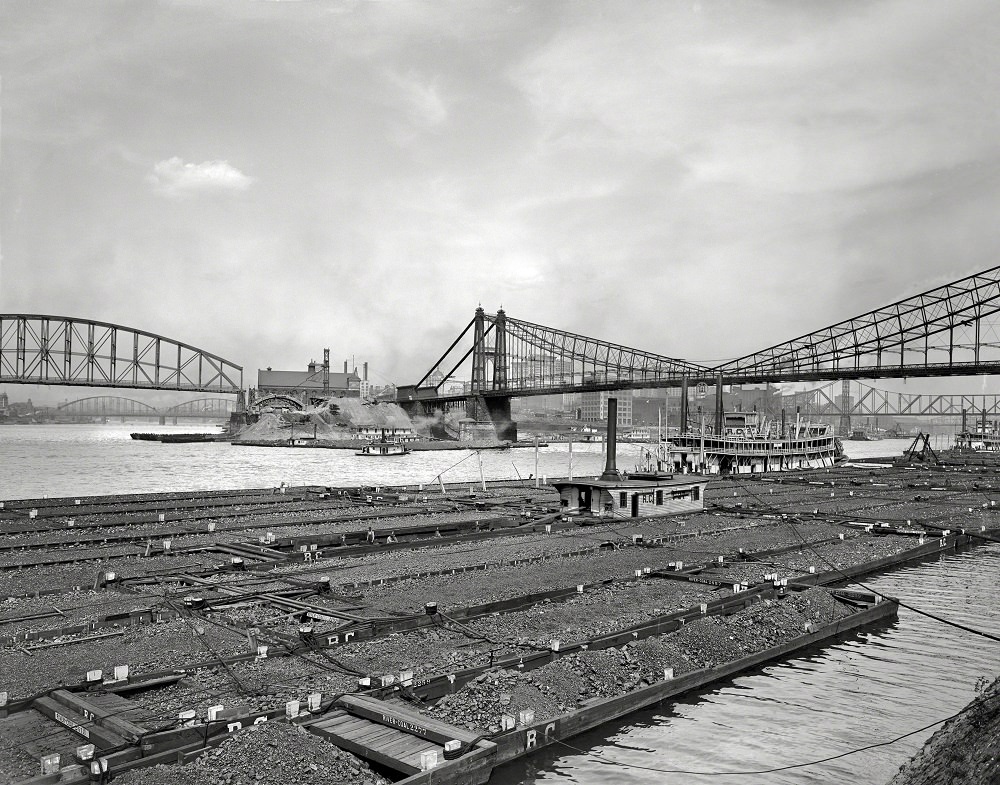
left=0, top=315, right=242, bottom=393
left=49, top=396, right=236, bottom=419
left=248, top=394, right=305, bottom=412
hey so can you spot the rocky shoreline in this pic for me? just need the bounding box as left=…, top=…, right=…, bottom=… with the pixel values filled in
left=888, top=675, right=1000, bottom=785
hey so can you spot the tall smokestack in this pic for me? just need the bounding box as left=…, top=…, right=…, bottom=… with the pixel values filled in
left=600, top=397, right=621, bottom=481
left=679, top=377, right=689, bottom=433
left=344, top=360, right=348, bottom=373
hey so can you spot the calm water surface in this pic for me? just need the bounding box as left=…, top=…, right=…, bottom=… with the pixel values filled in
left=0, top=423, right=635, bottom=499
left=1, top=425, right=984, bottom=785
left=0, top=424, right=919, bottom=500
left=492, top=547, right=1000, bottom=784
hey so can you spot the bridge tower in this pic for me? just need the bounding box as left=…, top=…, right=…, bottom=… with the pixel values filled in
left=492, top=309, right=507, bottom=391
left=465, top=308, right=516, bottom=441
left=471, top=307, right=487, bottom=393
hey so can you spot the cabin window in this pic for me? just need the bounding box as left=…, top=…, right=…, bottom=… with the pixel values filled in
left=619, top=492, right=627, bottom=508
left=656, top=490, right=663, bottom=505
left=692, top=486, right=700, bottom=501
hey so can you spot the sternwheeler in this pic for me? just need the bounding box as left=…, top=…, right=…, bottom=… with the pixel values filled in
left=667, top=410, right=843, bottom=475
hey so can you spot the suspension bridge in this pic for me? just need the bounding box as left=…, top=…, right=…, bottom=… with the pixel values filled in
left=398, top=265, right=1000, bottom=437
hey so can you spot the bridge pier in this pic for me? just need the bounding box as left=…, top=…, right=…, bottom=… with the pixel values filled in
left=158, top=416, right=166, bottom=425
left=397, top=400, right=467, bottom=441
left=228, top=410, right=254, bottom=434
left=466, top=395, right=517, bottom=442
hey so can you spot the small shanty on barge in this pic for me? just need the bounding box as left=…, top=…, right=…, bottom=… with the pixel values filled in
left=552, top=398, right=709, bottom=519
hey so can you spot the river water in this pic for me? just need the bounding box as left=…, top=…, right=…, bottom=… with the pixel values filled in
left=0, top=425, right=986, bottom=784
left=0, top=425, right=926, bottom=500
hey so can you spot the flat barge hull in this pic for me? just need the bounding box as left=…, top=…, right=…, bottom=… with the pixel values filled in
left=394, top=590, right=896, bottom=784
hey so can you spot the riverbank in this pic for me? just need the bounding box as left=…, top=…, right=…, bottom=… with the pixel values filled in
left=888, top=675, right=1000, bottom=785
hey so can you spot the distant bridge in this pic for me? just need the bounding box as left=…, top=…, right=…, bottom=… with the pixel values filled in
left=0, top=315, right=243, bottom=394
left=792, top=381, right=1000, bottom=420
left=45, top=396, right=236, bottom=419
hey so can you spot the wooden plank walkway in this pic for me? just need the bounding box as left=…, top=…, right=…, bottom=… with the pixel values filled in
left=311, top=709, right=442, bottom=775
left=307, top=695, right=482, bottom=775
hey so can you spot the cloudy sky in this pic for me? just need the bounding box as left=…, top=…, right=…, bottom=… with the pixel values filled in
left=2, top=0, right=999, bottom=395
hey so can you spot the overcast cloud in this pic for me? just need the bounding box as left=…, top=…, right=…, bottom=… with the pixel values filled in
left=1, top=0, right=999, bottom=393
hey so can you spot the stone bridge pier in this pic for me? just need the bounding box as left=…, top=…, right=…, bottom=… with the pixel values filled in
left=466, top=395, right=518, bottom=442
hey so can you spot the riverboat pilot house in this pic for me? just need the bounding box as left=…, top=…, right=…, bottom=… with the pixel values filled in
left=552, top=397, right=707, bottom=519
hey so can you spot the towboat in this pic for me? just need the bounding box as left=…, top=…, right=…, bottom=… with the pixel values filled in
left=954, top=423, right=1000, bottom=451
left=667, top=410, right=843, bottom=475
left=356, top=440, right=411, bottom=457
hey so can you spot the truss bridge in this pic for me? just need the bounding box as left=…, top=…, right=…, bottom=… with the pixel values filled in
left=400, top=266, right=1000, bottom=438
left=41, top=396, right=236, bottom=421
left=0, top=315, right=242, bottom=394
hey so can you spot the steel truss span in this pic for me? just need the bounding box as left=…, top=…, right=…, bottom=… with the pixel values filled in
left=405, top=265, right=1000, bottom=404
left=163, top=398, right=236, bottom=417
left=55, top=396, right=158, bottom=417
left=717, top=265, right=1000, bottom=383
left=400, top=307, right=709, bottom=401
left=49, top=396, right=236, bottom=418
left=798, top=381, right=1000, bottom=419
left=0, top=315, right=243, bottom=393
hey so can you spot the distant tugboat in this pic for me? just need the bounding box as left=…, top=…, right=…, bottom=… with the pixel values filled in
left=667, top=411, right=843, bottom=475
left=356, top=429, right=411, bottom=457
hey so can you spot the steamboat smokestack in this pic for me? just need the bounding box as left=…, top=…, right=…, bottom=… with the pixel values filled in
left=600, top=397, right=622, bottom=481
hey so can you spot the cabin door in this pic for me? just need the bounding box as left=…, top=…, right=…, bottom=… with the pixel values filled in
left=630, top=494, right=639, bottom=517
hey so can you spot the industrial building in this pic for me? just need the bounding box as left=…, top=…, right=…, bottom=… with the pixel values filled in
left=580, top=391, right=633, bottom=426
left=252, top=349, right=368, bottom=408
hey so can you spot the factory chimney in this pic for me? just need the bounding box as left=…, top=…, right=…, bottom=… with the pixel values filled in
left=600, top=397, right=622, bottom=481
left=322, top=349, right=330, bottom=391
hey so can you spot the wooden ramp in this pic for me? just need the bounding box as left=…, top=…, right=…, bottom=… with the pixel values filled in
left=31, top=689, right=155, bottom=750
left=2, top=690, right=158, bottom=782
left=309, top=695, right=481, bottom=776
